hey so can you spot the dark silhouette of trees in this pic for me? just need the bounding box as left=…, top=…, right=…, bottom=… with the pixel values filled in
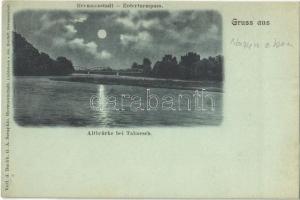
left=13, top=32, right=75, bottom=76
left=180, top=52, right=201, bottom=79
left=152, top=55, right=180, bottom=79
left=149, top=52, right=223, bottom=81
left=131, top=62, right=138, bottom=70
left=13, top=31, right=223, bottom=81
left=130, top=58, right=152, bottom=75
left=142, top=58, right=152, bottom=75
left=54, top=57, right=74, bottom=75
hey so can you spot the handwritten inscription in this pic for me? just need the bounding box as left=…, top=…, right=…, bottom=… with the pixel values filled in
left=230, top=38, right=293, bottom=49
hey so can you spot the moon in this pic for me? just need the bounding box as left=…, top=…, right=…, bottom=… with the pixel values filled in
left=97, top=29, right=107, bottom=39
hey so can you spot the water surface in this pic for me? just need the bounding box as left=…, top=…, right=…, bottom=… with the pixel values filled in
left=14, top=76, right=223, bottom=127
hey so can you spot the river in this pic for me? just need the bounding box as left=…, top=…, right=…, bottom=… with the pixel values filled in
left=13, top=76, right=223, bottom=127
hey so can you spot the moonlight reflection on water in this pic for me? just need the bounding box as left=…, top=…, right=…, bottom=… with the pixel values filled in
left=14, top=76, right=223, bottom=127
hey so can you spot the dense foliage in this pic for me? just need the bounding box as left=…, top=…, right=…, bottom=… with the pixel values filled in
left=13, top=32, right=74, bottom=76
left=13, top=32, right=222, bottom=81
left=132, top=52, right=223, bottom=81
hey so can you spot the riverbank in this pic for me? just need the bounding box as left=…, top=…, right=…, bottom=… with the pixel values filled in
left=51, top=74, right=223, bottom=92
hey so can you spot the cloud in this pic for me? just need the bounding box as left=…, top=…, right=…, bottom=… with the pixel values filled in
left=37, top=13, right=67, bottom=34
left=14, top=10, right=222, bottom=69
left=72, top=13, right=88, bottom=23
left=116, top=17, right=136, bottom=30
left=34, top=13, right=80, bottom=42
left=68, top=38, right=112, bottom=60
left=139, top=19, right=160, bottom=29
left=64, top=24, right=77, bottom=37
left=68, top=38, right=97, bottom=55
left=52, top=37, right=67, bottom=47
left=120, top=31, right=152, bottom=47
left=115, top=12, right=161, bottom=31
left=98, top=50, right=112, bottom=59
left=207, top=24, right=219, bottom=38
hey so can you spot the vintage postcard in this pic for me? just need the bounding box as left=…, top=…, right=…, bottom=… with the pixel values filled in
left=1, top=1, right=299, bottom=198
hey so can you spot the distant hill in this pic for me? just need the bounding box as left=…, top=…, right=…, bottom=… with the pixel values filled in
left=13, top=32, right=75, bottom=76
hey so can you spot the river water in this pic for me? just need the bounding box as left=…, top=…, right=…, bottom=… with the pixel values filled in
left=14, top=76, right=223, bottom=127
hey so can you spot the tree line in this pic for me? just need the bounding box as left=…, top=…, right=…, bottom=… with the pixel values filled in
left=130, top=52, right=223, bottom=81
left=13, top=32, right=75, bottom=76
left=13, top=32, right=223, bottom=81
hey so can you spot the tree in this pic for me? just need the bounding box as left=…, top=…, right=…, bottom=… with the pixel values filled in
left=152, top=55, right=180, bottom=79
left=179, top=52, right=201, bottom=79
left=142, top=58, right=152, bottom=75
left=13, top=32, right=75, bottom=76
left=55, top=57, right=74, bottom=75
left=131, top=62, right=138, bottom=70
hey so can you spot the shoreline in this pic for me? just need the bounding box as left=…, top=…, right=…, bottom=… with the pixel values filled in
left=50, top=74, right=223, bottom=92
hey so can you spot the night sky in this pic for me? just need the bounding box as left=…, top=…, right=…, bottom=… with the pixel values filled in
left=14, top=10, right=222, bottom=70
